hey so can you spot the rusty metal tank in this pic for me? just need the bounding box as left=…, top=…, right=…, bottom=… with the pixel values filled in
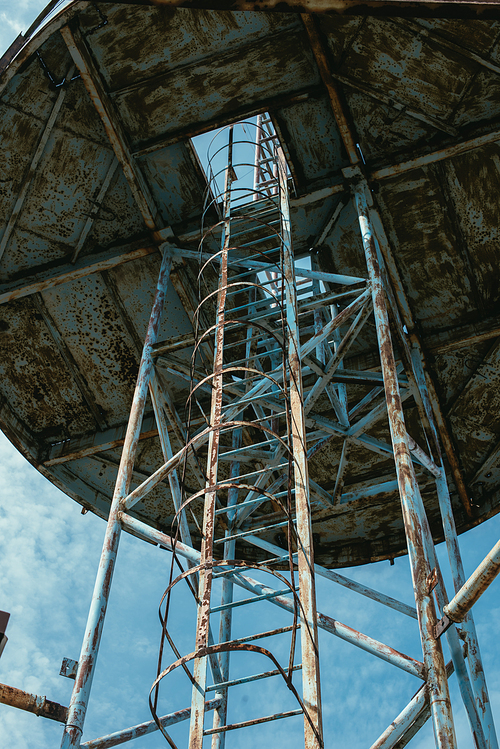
left=1, top=0, right=500, bottom=568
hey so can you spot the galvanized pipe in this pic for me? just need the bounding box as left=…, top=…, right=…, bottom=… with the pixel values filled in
left=149, top=370, right=192, bottom=546
left=369, top=662, right=455, bottom=749
left=419, top=525, right=488, bottom=749
left=60, top=250, right=173, bottom=749
left=370, top=680, right=430, bottom=749
left=369, top=209, right=472, bottom=517
left=225, top=572, right=425, bottom=679
left=406, top=434, right=442, bottom=478
left=119, top=512, right=199, bottom=565
left=432, top=448, right=498, bottom=745
left=438, top=594, right=488, bottom=748
left=350, top=174, right=456, bottom=749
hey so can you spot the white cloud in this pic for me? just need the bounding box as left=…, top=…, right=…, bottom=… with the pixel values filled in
left=1, top=423, right=498, bottom=749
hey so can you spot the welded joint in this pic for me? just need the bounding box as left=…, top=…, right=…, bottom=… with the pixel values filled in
left=342, top=165, right=373, bottom=205
left=158, top=242, right=175, bottom=260
left=407, top=434, right=442, bottom=478
left=435, top=597, right=465, bottom=638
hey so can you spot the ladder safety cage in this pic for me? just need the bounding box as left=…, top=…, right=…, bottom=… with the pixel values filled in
left=152, top=121, right=324, bottom=749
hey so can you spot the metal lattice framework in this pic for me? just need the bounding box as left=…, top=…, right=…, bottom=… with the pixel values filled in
left=1, top=4, right=500, bottom=749
left=54, top=125, right=499, bottom=749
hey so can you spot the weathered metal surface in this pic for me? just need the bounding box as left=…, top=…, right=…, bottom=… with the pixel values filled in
left=0, top=0, right=499, bottom=575
left=80, top=0, right=500, bottom=19
left=60, top=251, right=173, bottom=748
left=352, top=174, right=455, bottom=747
left=0, top=682, right=68, bottom=723
left=279, top=149, right=323, bottom=747
left=79, top=698, right=222, bottom=749
left=442, top=537, right=500, bottom=624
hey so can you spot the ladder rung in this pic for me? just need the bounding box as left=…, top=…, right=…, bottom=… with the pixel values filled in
left=235, top=308, right=283, bottom=324
left=219, top=437, right=280, bottom=457
left=217, top=462, right=288, bottom=484
left=206, top=664, right=301, bottom=692
left=225, top=275, right=282, bottom=300
left=203, top=709, right=302, bottom=735
left=227, top=265, right=277, bottom=282
left=216, top=623, right=299, bottom=646
left=228, top=219, right=280, bottom=241
left=212, top=553, right=294, bottom=577
left=256, top=178, right=279, bottom=188
left=209, top=585, right=297, bottom=613
left=230, top=244, right=280, bottom=263
left=223, top=390, right=284, bottom=409
left=213, top=519, right=292, bottom=545
left=230, top=295, right=279, bottom=314
left=215, top=488, right=294, bottom=516
left=227, top=347, right=282, bottom=367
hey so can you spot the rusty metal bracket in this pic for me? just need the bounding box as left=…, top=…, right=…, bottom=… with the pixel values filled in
left=60, top=657, right=78, bottom=680
left=435, top=614, right=453, bottom=640
left=0, top=611, right=9, bottom=659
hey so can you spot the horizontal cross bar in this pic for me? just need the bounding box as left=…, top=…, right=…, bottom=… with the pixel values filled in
left=209, top=586, right=297, bottom=613
left=203, top=709, right=302, bottom=735
left=212, top=519, right=292, bottom=545
left=206, top=664, right=301, bottom=693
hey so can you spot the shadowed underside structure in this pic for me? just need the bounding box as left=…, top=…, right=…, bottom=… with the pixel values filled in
left=2, top=3, right=500, bottom=749
left=1, top=1, right=500, bottom=567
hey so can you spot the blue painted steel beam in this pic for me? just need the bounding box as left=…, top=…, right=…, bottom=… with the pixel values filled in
left=349, top=171, right=456, bottom=749
left=60, top=250, right=173, bottom=749
left=80, top=698, right=222, bottom=749
left=118, top=513, right=425, bottom=678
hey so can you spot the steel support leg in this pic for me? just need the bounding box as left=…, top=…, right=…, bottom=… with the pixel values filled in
left=60, top=249, right=172, bottom=749
left=279, top=150, right=323, bottom=749
left=408, top=340, right=499, bottom=749
left=349, top=172, right=456, bottom=749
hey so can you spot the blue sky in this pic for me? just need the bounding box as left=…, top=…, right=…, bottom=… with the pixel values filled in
left=0, top=3, right=499, bottom=748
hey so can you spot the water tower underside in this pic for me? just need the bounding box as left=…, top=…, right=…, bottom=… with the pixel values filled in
left=1, top=1, right=500, bottom=573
